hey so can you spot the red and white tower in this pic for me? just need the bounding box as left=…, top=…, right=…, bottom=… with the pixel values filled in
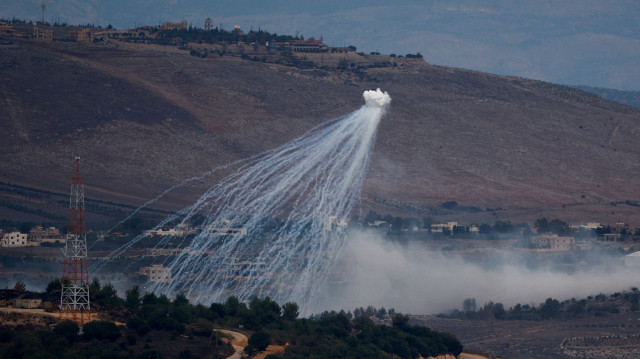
left=60, top=157, right=90, bottom=326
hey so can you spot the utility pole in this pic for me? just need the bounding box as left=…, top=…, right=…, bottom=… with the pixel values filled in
left=59, top=157, right=91, bottom=328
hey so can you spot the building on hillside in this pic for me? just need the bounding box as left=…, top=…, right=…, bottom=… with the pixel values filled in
left=325, top=216, right=348, bottom=232
left=139, top=264, right=172, bottom=283
left=160, top=20, right=187, bottom=31
left=32, top=26, right=52, bottom=40
left=230, top=260, right=267, bottom=278
left=68, top=28, right=93, bottom=43
left=0, top=21, right=14, bottom=35
left=1, top=232, right=28, bottom=247
left=204, top=18, right=214, bottom=31
left=13, top=295, right=42, bottom=309
left=271, top=39, right=329, bottom=53
left=431, top=222, right=458, bottom=234
left=203, top=221, right=247, bottom=237
left=145, top=224, right=194, bottom=237
left=532, top=233, right=575, bottom=251
left=29, top=226, right=65, bottom=245
left=571, top=222, right=601, bottom=230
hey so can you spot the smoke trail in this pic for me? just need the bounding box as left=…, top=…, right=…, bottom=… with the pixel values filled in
left=89, top=154, right=265, bottom=252
left=97, top=89, right=390, bottom=313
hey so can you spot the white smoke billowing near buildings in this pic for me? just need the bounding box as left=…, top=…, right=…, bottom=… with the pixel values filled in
left=319, top=231, right=640, bottom=314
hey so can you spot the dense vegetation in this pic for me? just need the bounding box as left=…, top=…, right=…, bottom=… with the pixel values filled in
left=440, top=288, right=640, bottom=321
left=0, top=279, right=462, bottom=359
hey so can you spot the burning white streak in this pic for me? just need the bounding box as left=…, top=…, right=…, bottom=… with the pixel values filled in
left=96, top=90, right=390, bottom=315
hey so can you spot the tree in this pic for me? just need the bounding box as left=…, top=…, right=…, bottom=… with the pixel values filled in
left=535, top=217, right=549, bottom=232
left=46, top=278, right=62, bottom=294
left=83, top=321, right=121, bottom=341
left=478, top=223, right=491, bottom=235
left=54, top=320, right=79, bottom=343
left=19, top=222, right=35, bottom=234
left=224, top=296, right=242, bottom=316
left=282, top=302, right=299, bottom=321
left=125, top=286, right=141, bottom=310
left=14, top=281, right=26, bottom=292
left=539, top=298, right=562, bottom=319
left=441, top=201, right=458, bottom=210
left=94, top=283, right=120, bottom=309
left=462, top=298, right=476, bottom=312
left=247, top=330, right=270, bottom=352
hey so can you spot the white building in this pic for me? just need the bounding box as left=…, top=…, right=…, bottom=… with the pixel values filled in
left=139, top=264, right=172, bottom=283
left=325, top=216, right=348, bottom=232
left=1, top=232, right=28, bottom=247
left=431, top=222, right=458, bottom=234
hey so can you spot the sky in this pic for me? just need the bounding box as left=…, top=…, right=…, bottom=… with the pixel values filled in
left=2, top=0, right=640, bottom=90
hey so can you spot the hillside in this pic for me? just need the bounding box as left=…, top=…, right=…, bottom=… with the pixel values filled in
left=1, top=37, right=640, bottom=227
left=575, top=85, right=640, bottom=109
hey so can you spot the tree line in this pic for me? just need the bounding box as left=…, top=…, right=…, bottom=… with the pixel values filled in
left=440, top=288, right=640, bottom=321
left=7, top=278, right=462, bottom=359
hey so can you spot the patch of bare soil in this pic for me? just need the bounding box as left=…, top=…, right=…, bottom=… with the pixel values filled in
left=412, top=312, right=640, bottom=359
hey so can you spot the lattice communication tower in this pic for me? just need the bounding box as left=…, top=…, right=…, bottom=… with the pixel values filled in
left=59, top=157, right=90, bottom=326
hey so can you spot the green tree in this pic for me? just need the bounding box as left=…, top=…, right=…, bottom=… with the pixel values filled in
left=94, top=283, right=120, bottom=309
left=125, top=286, right=141, bottom=310
left=247, top=330, right=270, bottom=352
left=83, top=320, right=121, bottom=341
left=46, top=278, right=62, bottom=294
left=53, top=320, right=79, bottom=343
left=282, top=302, right=299, bottom=321
left=13, top=281, right=26, bottom=292
left=539, top=298, right=562, bottom=319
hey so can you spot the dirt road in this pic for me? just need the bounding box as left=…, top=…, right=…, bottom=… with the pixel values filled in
left=217, top=329, right=248, bottom=359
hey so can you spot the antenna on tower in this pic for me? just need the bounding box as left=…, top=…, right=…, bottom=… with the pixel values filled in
left=59, top=157, right=91, bottom=327
left=41, top=0, right=46, bottom=25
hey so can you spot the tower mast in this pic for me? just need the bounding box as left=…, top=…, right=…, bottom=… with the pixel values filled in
left=41, top=0, right=46, bottom=24
left=59, top=157, right=90, bottom=326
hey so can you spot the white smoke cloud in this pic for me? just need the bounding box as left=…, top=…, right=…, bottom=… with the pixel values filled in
left=318, top=230, right=640, bottom=315
left=363, top=88, right=391, bottom=109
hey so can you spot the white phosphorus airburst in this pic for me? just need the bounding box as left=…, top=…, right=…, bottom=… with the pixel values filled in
left=97, top=89, right=390, bottom=314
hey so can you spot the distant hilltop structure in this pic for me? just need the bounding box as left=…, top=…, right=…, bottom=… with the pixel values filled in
left=160, top=20, right=187, bottom=31
left=204, top=18, right=213, bottom=31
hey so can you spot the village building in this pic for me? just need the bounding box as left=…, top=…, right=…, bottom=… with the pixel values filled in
left=326, top=216, right=348, bottom=232
left=0, top=21, right=14, bottom=35
left=1, top=231, right=28, bottom=247
left=272, top=39, right=329, bottom=53
left=68, top=28, right=93, bottom=43
left=431, top=222, right=458, bottom=234
left=28, top=225, right=65, bottom=245
left=160, top=20, right=187, bottom=31
left=230, top=260, right=267, bottom=278
left=532, top=233, right=575, bottom=251
left=32, top=26, right=52, bottom=40
left=139, top=264, right=172, bottom=283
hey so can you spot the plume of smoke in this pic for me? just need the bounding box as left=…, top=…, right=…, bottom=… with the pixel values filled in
left=319, top=230, right=640, bottom=314
left=95, top=90, right=390, bottom=314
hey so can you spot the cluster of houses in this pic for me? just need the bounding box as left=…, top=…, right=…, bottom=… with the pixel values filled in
left=0, top=19, right=344, bottom=55
left=0, top=226, right=66, bottom=248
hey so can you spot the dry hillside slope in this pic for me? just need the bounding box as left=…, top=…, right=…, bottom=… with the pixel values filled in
left=1, top=39, right=639, bottom=226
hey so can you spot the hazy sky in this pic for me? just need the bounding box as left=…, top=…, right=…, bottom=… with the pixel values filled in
left=2, top=0, right=640, bottom=90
